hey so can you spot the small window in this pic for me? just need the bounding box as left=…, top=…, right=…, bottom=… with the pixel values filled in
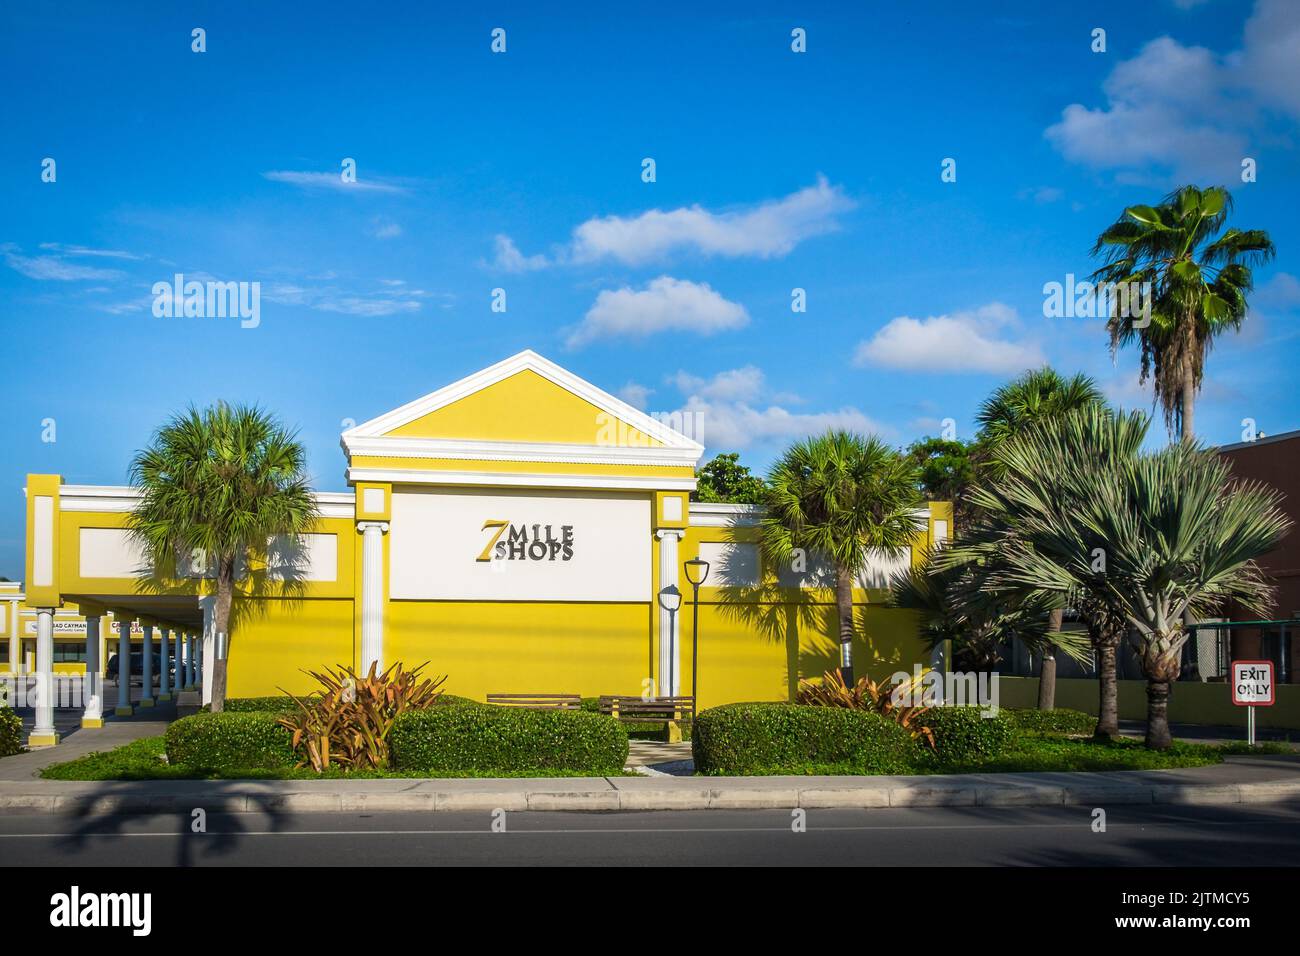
left=53, top=642, right=87, bottom=663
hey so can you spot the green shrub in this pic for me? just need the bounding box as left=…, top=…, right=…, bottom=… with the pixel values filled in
left=691, top=703, right=917, bottom=775
left=165, top=712, right=294, bottom=772
left=0, top=708, right=22, bottom=757
left=391, top=706, right=628, bottom=775
left=919, top=706, right=1014, bottom=764
left=429, top=694, right=481, bottom=708
left=1005, top=707, right=1096, bottom=737
left=223, top=695, right=307, bottom=714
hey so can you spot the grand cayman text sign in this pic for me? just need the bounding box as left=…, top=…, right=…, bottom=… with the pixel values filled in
left=389, top=489, right=650, bottom=601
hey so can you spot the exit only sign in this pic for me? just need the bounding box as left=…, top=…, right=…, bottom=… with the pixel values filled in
left=1231, top=660, right=1275, bottom=706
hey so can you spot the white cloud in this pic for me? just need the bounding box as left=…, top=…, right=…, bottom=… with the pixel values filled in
left=497, top=177, right=854, bottom=269
left=565, top=276, right=748, bottom=348
left=490, top=235, right=549, bottom=272
left=670, top=366, right=765, bottom=403
left=854, top=302, right=1045, bottom=375
left=1046, top=1, right=1300, bottom=181
left=4, top=250, right=124, bottom=281
left=370, top=218, right=402, bottom=239
left=262, top=170, right=407, bottom=193
left=666, top=366, right=887, bottom=451
left=38, top=243, right=143, bottom=260
left=262, top=280, right=426, bottom=316
left=616, top=382, right=654, bottom=410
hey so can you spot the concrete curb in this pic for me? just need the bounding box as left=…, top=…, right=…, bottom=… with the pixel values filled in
left=5, top=776, right=1299, bottom=816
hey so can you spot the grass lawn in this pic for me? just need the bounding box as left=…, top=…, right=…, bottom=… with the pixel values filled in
left=39, top=736, right=636, bottom=780
left=39, top=730, right=1294, bottom=781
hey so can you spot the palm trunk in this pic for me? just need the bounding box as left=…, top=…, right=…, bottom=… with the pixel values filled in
left=835, top=564, right=856, bottom=687
left=1180, top=376, right=1195, bottom=443
left=209, top=557, right=235, bottom=713
left=1095, top=639, right=1120, bottom=740
left=1145, top=679, right=1173, bottom=750
left=1037, top=607, right=1063, bottom=710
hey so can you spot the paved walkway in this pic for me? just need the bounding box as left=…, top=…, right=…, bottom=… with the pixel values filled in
left=3, top=677, right=180, bottom=781
left=2, top=753, right=1296, bottom=815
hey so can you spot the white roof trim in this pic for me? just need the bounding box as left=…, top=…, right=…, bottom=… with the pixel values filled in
left=347, top=466, right=696, bottom=493
left=340, top=350, right=705, bottom=459
left=343, top=435, right=700, bottom=468
left=53, top=484, right=355, bottom=518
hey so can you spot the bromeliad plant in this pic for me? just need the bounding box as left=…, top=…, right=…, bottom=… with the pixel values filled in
left=279, top=662, right=447, bottom=771
left=796, top=669, right=936, bottom=749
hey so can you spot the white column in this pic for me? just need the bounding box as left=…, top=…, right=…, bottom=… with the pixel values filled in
left=115, top=616, right=132, bottom=715
left=29, top=608, right=58, bottom=745
left=158, top=626, right=171, bottom=701
left=183, top=631, right=194, bottom=689
left=140, top=622, right=155, bottom=707
left=199, top=597, right=214, bottom=705
left=82, top=615, right=102, bottom=727
left=656, top=530, right=683, bottom=697
left=7, top=601, right=18, bottom=677
left=358, top=521, right=389, bottom=675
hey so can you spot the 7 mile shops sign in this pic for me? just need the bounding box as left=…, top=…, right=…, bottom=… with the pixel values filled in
left=477, top=521, right=575, bottom=563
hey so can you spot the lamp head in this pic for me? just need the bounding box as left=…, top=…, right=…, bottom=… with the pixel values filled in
left=658, top=583, right=682, bottom=613
left=684, top=557, right=711, bottom=587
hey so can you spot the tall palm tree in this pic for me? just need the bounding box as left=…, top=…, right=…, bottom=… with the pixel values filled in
left=972, top=406, right=1289, bottom=749
left=975, top=366, right=1104, bottom=709
left=128, top=403, right=319, bottom=712
left=762, top=431, right=922, bottom=686
left=958, top=405, right=1149, bottom=739
left=1090, top=185, right=1275, bottom=442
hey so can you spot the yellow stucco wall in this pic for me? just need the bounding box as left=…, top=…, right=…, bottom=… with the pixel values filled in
left=225, top=598, right=356, bottom=698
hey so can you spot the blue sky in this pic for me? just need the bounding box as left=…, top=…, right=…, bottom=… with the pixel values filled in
left=2, top=0, right=1299, bottom=577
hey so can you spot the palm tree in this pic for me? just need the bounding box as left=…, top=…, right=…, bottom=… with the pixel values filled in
left=128, top=403, right=319, bottom=712
left=1090, top=185, right=1275, bottom=442
left=971, top=406, right=1289, bottom=749
left=958, top=404, right=1149, bottom=739
left=975, top=367, right=1104, bottom=709
left=890, top=550, right=1090, bottom=673
left=762, top=431, right=921, bottom=686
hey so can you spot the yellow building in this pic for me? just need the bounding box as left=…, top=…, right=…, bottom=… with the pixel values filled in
left=18, top=350, right=949, bottom=746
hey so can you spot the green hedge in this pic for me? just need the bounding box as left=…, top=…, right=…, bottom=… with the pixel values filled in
left=390, top=706, right=628, bottom=775
left=1005, top=707, right=1096, bottom=737
left=0, top=708, right=22, bottom=757
left=222, top=695, right=307, bottom=714
left=919, top=706, right=1014, bottom=764
left=165, top=712, right=295, bottom=772
left=692, top=703, right=917, bottom=775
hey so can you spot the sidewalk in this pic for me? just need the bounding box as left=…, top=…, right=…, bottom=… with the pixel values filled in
left=2, top=754, right=1297, bottom=815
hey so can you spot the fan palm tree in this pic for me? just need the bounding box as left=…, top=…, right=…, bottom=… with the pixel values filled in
left=959, top=404, right=1149, bottom=738
left=970, top=406, right=1289, bottom=749
left=890, top=550, right=1090, bottom=673
left=1090, top=185, right=1275, bottom=441
left=975, top=366, right=1105, bottom=708
left=128, top=403, right=319, bottom=712
left=761, top=431, right=922, bottom=686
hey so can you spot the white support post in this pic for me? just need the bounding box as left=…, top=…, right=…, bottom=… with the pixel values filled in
left=158, top=626, right=171, bottom=701
left=28, top=608, right=58, bottom=746
left=358, top=521, right=389, bottom=676
left=656, top=530, right=683, bottom=697
left=82, top=615, right=103, bottom=728
left=199, top=597, right=214, bottom=705
left=184, top=631, right=195, bottom=690
left=139, top=622, right=155, bottom=707
left=115, top=616, right=133, bottom=716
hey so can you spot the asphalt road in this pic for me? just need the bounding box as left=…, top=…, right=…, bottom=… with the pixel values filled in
left=2, top=802, right=1298, bottom=866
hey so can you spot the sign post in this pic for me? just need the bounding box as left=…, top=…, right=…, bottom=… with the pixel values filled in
left=1231, top=660, right=1275, bottom=747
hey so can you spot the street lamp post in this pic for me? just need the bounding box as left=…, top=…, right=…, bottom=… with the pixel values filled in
left=657, top=584, right=682, bottom=696
left=684, top=557, right=710, bottom=705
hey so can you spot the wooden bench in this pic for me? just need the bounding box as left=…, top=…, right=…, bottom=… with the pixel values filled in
left=598, top=695, right=695, bottom=724
left=486, top=693, right=581, bottom=710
